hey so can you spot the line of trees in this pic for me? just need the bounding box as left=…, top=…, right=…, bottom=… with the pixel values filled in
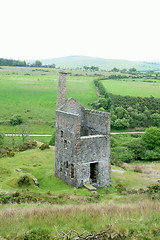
left=83, top=65, right=99, bottom=71
left=93, top=79, right=160, bottom=130
left=0, top=58, right=26, bottom=67
left=0, top=58, right=56, bottom=68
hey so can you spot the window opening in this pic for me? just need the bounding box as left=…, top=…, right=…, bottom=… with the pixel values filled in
left=64, top=140, right=67, bottom=149
left=66, top=161, right=68, bottom=168
left=61, top=130, right=63, bottom=137
left=70, top=164, right=74, bottom=178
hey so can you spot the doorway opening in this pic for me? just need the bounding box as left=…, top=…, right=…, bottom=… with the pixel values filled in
left=90, top=163, right=98, bottom=184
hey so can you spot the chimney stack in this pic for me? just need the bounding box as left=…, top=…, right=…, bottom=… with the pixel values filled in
left=56, top=71, right=67, bottom=109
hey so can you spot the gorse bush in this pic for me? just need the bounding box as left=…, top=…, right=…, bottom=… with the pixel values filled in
left=39, top=143, right=50, bottom=150
left=14, top=140, right=37, bottom=152
left=17, top=175, right=31, bottom=187
left=10, top=114, right=23, bottom=125
left=0, top=147, right=15, bottom=158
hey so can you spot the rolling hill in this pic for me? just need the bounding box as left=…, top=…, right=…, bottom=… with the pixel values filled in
left=27, top=55, right=160, bottom=72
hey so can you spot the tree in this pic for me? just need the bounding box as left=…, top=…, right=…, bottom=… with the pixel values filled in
left=16, top=125, right=31, bottom=144
left=129, top=67, right=137, bottom=73
left=127, top=138, right=146, bottom=160
left=114, top=118, right=129, bottom=130
left=34, top=60, right=42, bottom=67
left=142, top=127, right=160, bottom=150
left=83, top=66, right=89, bottom=70
left=115, top=107, right=128, bottom=119
left=120, top=68, right=127, bottom=73
left=151, top=113, right=160, bottom=127
left=111, top=67, right=119, bottom=72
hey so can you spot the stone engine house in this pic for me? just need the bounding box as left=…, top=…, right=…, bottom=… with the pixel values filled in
left=55, top=71, right=111, bottom=188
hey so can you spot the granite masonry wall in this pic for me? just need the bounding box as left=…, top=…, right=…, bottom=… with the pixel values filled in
left=54, top=71, right=111, bottom=188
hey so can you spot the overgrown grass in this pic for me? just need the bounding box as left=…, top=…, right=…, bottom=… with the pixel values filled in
left=1, top=147, right=160, bottom=239
left=1, top=201, right=160, bottom=239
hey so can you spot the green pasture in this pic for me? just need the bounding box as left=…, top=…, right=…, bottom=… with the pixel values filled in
left=0, top=68, right=97, bottom=125
left=102, top=79, right=160, bottom=98
left=1, top=146, right=159, bottom=194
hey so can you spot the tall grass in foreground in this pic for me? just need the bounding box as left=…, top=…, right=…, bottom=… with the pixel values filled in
left=1, top=200, right=160, bottom=239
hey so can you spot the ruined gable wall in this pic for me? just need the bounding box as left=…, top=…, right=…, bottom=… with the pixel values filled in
left=83, top=109, right=111, bottom=135
left=78, top=135, right=108, bottom=163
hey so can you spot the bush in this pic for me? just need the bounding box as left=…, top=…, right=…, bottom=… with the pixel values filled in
left=127, top=138, right=146, bottom=160
left=118, top=150, right=135, bottom=163
left=14, top=141, right=37, bottom=152
left=144, top=150, right=160, bottom=160
left=142, top=127, right=160, bottom=150
left=0, top=147, right=15, bottom=158
left=114, top=118, right=129, bottom=130
left=0, top=133, right=4, bottom=146
left=49, top=132, right=55, bottom=146
left=17, top=175, right=31, bottom=187
left=111, top=136, right=118, bottom=148
left=24, top=228, right=51, bottom=240
left=10, top=114, right=23, bottom=125
left=115, top=183, right=126, bottom=193
left=39, top=143, right=50, bottom=150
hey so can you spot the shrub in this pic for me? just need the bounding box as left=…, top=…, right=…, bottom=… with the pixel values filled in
left=111, top=155, right=123, bottom=167
left=144, top=150, right=160, bottom=160
left=14, top=141, right=37, bottom=152
left=24, top=228, right=51, bottom=240
left=143, top=127, right=160, bottom=150
left=118, top=149, right=135, bottom=163
left=111, top=136, right=118, bottom=148
left=115, top=183, right=126, bottom=193
left=0, top=133, right=4, bottom=146
left=49, top=132, right=55, bottom=146
left=10, top=114, right=23, bottom=125
left=17, top=175, right=31, bottom=187
left=39, top=143, right=50, bottom=150
left=114, top=118, right=129, bottom=130
left=127, top=138, right=146, bottom=160
left=0, top=147, right=15, bottom=158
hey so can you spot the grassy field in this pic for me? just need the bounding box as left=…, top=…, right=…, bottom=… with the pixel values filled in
left=1, top=145, right=160, bottom=194
left=0, top=67, right=97, bottom=138
left=1, top=147, right=160, bottom=239
left=102, top=79, right=160, bottom=98
left=0, top=73, right=97, bottom=122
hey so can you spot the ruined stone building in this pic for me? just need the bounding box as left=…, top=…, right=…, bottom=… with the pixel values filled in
left=55, top=71, right=111, bottom=188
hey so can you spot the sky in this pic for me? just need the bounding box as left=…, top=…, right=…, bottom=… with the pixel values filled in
left=1, top=0, right=160, bottom=61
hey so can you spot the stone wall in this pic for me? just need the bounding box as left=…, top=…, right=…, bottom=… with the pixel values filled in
left=83, top=109, right=111, bottom=135
left=54, top=72, right=111, bottom=188
left=55, top=110, right=81, bottom=187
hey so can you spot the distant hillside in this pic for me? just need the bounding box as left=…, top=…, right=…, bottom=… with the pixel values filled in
left=27, top=55, right=160, bottom=72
